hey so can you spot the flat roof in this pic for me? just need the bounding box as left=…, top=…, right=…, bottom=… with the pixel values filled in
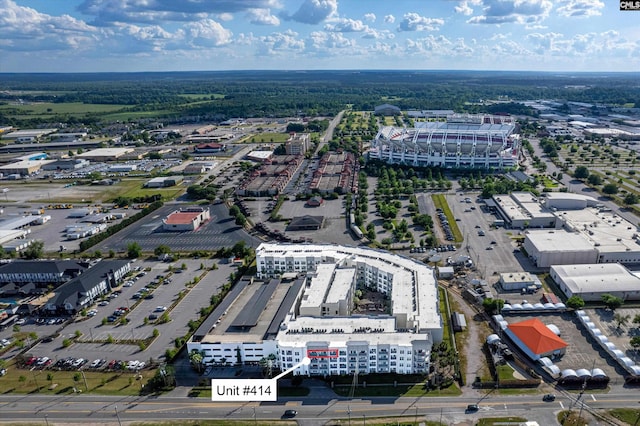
left=494, top=192, right=555, bottom=222
left=76, top=148, right=134, bottom=157
left=558, top=208, right=639, bottom=253
left=500, top=272, right=535, bottom=284
left=551, top=263, right=640, bottom=294
left=247, top=151, right=273, bottom=160
left=526, top=230, right=596, bottom=253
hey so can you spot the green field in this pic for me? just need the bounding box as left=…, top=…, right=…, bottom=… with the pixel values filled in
left=0, top=359, right=156, bottom=396
left=0, top=102, right=126, bottom=118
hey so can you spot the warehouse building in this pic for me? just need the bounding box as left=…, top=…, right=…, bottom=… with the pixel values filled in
left=492, top=192, right=557, bottom=229
left=145, top=176, right=183, bottom=188
left=550, top=263, right=640, bottom=302
left=187, top=243, right=442, bottom=376
left=76, top=148, right=134, bottom=161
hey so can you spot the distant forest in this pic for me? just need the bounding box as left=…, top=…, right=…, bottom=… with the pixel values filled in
left=1, top=70, right=639, bottom=125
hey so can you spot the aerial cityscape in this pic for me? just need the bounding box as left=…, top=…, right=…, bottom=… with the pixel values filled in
left=2, top=1, right=640, bottom=426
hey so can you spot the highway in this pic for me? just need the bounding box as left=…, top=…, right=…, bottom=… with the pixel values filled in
left=0, top=389, right=637, bottom=425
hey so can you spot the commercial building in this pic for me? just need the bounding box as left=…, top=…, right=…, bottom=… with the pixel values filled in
left=370, top=114, right=520, bottom=169
left=505, top=318, right=568, bottom=361
left=187, top=243, right=442, bottom=376
left=44, top=260, right=130, bottom=314
left=41, top=159, right=90, bottom=171
left=550, top=263, right=640, bottom=302
left=194, top=143, right=226, bottom=154
left=523, top=231, right=598, bottom=267
left=162, top=207, right=210, bottom=231
left=238, top=155, right=303, bottom=196
left=499, top=272, right=541, bottom=292
left=246, top=150, right=274, bottom=162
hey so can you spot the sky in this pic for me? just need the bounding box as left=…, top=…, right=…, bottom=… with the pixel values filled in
left=1, top=0, right=639, bottom=73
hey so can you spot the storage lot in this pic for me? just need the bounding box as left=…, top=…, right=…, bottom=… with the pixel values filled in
left=502, top=312, right=625, bottom=380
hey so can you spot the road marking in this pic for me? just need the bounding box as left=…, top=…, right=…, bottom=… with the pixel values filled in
left=559, top=402, right=564, bottom=409
left=591, top=395, right=596, bottom=401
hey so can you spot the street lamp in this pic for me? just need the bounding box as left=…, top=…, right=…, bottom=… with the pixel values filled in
left=253, top=406, right=257, bottom=426
left=44, top=415, right=49, bottom=426
left=347, top=405, right=351, bottom=426
left=114, top=405, right=122, bottom=426
left=362, top=414, right=365, bottom=426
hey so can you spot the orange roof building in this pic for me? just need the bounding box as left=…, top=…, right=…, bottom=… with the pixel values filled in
left=506, top=318, right=568, bottom=360
left=162, top=207, right=210, bottom=232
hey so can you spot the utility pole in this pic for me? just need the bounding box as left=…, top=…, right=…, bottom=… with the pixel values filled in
left=114, top=405, right=122, bottom=426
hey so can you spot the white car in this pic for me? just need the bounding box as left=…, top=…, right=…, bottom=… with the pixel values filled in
left=154, top=306, right=167, bottom=312
left=15, top=318, right=26, bottom=325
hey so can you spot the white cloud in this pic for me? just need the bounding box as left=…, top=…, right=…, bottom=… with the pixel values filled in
left=398, top=12, right=444, bottom=32
left=454, top=0, right=482, bottom=16
left=79, top=0, right=281, bottom=25
left=247, top=8, right=280, bottom=25
left=257, top=29, right=305, bottom=55
left=186, top=19, right=233, bottom=47
left=0, top=0, right=97, bottom=52
left=384, top=15, right=395, bottom=24
left=556, top=0, right=604, bottom=17
left=282, top=0, right=338, bottom=24
left=362, top=28, right=394, bottom=40
left=217, top=13, right=234, bottom=22
left=364, top=13, right=376, bottom=23
left=308, top=31, right=355, bottom=50
left=467, top=0, right=553, bottom=25
left=325, top=18, right=368, bottom=32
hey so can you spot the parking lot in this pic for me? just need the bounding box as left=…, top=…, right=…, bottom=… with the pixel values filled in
left=1, top=258, right=236, bottom=371
left=97, top=202, right=261, bottom=253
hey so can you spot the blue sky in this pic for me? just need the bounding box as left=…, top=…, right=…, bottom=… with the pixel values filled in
left=2, top=0, right=639, bottom=73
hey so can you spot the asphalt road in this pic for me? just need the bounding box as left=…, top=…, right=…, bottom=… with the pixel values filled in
left=0, top=389, right=635, bottom=425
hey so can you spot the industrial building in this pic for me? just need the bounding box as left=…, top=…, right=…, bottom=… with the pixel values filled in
left=76, top=148, right=134, bottom=161
left=1, top=129, right=57, bottom=143
left=499, top=272, right=541, bottom=293
left=237, top=155, right=303, bottom=196
left=41, top=158, right=90, bottom=171
left=162, top=207, right=210, bottom=231
left=145, top=176, right=184, bottom=188
left=523, top=206, right=640, bottom=267
left=492, top=192, right=556, bottom=229
left=550, top=263, right=640, bottom=302
left=246, top=150, right=274, bottom=162
left=370, top=114, right=520, bottom=169
left=187, top=243, right=442, bottom=376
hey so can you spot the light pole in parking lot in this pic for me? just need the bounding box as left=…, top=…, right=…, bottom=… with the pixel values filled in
left=44, top=415, right=49, bottom=426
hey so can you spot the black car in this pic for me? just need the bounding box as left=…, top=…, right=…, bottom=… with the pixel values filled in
left=466, top=404, right=479, bottom=412
left=543, top=393, right=556, bottom=402
left=282, top=409, right=297, bottom=418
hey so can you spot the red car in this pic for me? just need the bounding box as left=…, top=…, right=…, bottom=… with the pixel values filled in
left=25, top=357, right=37, bottom=366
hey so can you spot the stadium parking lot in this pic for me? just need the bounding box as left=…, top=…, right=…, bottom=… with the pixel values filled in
left=12, top=259, right=236, bottom=367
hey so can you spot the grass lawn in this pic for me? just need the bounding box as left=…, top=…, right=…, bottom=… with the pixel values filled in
left=0, top=359, right=156, bottom=396
left=557, top=410, right=589, bottom=426
left=608, top=408, right=640, bottom=425
left=332, top=382, right=461, bottom=398
left=249, top=132, right=290, bottom=143
left=496, top=364, right=516, bottom=381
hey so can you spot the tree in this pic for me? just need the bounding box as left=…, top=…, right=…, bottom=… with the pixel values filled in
left=482, top=298, right=504, bottom=315
left=565, top=296, right=585, bottom=310
left=259, top=354, right=277, bottom=378
left=623, top=193, right=638, bottom=205
left=189, top=349, right=205, bottom=373
left=602, top=183, right=619, bottom=195
left=587, top=174, right=602, bottom=185
left=574, top=166, right=589, bottom=179
left=154, top=245, right=171, bottom=257
left=234, top=213, right=247, bottom=227
left=613, top=313, right=631, bottom=330
left=631, top=336, right=640, bottom=351
left=22, top=241, right=44, bottom=260
left=601, top=293, right=623, bottom=311
left=633, top=314, right=640, bottom=325
left=127, top=242, right=142, bottom=259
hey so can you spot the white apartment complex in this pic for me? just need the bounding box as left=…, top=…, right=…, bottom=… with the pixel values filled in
left=187, top=244, right=442, bottom=376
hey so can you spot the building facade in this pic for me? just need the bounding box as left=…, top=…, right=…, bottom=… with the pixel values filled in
left=370, top=114, right=520, bottom=169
